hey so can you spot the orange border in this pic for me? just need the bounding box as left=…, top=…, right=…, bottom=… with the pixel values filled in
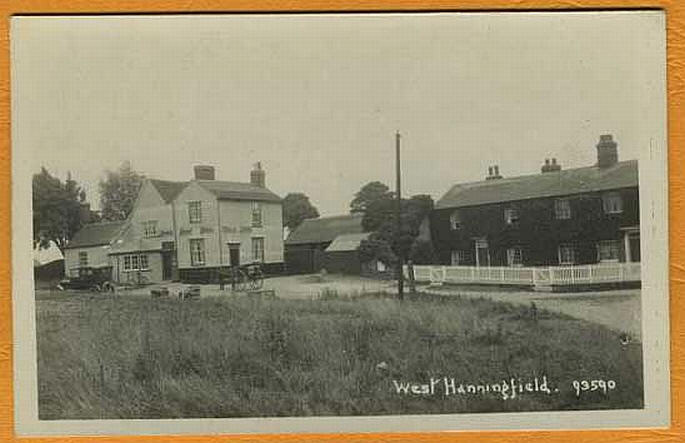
left=1, top=1, right=681, bottom=442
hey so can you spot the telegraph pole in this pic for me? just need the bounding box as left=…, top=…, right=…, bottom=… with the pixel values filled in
left=395, top=131, right=404, bottom=301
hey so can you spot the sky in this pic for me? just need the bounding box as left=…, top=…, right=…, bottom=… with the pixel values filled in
left=11, top=12, right=666, bottom=216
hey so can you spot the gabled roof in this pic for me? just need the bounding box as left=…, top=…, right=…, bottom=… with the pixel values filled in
left=325, top=232, right=371, bottom=252
left=149, top=179, right=187, bottom=203
left=285, top=214, right=364, bottom=245
left=195, top=180, right=281, bottom=203
left=65, top=221, right=125, bottom=249
left=436, top=160, right=638, bottom=210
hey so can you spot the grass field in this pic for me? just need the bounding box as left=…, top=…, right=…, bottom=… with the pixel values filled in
left=36, top=289, right=643, bottom=419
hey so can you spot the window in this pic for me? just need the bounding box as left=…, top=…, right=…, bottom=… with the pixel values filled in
left=122, top=254, right=149, bottom=271
left=597, top=240, right=620, bottom=263
left=449, top=211, right=462, bottom=230
left=188, top=201, right=202, bottom=223
left=78, top=251, right=88, bottom=267
left=602, top=193, right=623, bottom=214
left=558, top=244, right=575, bottom=265
left=190, top=239, right=206, bottom=266
left=554, top=199, right=571, bottom=219
left=251, top=202, right=263, bottom=227
left=252, top=237, right=265, bottom=262
left=451, top=250, right=470, bottom=265
left=506, top=247, right=523, bottom=267
left=504, top=208, right=519, bottom=226
left=143, top=220, right=158, bottom=238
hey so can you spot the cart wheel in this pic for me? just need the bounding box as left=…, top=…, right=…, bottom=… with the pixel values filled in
left=92, top=284, right=101, bottom=292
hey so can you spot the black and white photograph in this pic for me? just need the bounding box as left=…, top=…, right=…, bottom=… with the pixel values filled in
left=11, top=11, right=669, bottom=435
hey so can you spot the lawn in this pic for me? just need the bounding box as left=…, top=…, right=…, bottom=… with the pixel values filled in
left=35, top=289, right=643, bottom=419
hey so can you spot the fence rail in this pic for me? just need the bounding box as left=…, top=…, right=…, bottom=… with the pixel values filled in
left=405, top=263, right=641, bottom=288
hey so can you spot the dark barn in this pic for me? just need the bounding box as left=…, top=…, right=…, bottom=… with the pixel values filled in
left=284, top=214, right=364, bottom=274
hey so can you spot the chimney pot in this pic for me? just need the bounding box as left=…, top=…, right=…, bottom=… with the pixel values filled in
left=251, top=162, right=266, bottom=188
left=193, top=165, right=215, bottom=181
left=596, top=134, right=618, bottom=168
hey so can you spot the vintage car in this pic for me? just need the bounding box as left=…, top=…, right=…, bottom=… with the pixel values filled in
left=57, top=266, right=115, bottom=292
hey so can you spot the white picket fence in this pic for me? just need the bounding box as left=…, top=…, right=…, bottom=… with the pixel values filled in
left=406, top=262, right=641, bottom=288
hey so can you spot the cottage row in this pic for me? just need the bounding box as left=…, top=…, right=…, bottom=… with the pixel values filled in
left=63, top=134, right=640, bottom=284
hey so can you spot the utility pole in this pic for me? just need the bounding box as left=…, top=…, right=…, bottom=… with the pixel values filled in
left=395, top=131, right=404, bottom=301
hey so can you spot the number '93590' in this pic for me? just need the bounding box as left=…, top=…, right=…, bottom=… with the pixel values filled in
left=572, top=379, right=616, bottom=397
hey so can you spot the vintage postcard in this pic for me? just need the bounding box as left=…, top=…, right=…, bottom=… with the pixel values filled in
left=11, top=11, right=669, bottom=435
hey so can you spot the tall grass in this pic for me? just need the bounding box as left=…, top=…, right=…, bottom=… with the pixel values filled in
left=36, top=290, right=643, bottom=419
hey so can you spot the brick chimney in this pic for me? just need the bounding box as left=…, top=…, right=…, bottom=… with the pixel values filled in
left=193, top=165, right=215, bottom=180
left=486, top=165, right=502, bottom=180
left=596, top=134, right=618, bottom=168
left=250, top=162, right=266, bottom=188
left=541, top=158, right=561, bottom=173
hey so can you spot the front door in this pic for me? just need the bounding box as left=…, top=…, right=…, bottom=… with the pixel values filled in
left=161, top=241, right=175, bottom=281
left=229, top=243, right=241, bottom=267
left=628, top=232, right=641, bottom=262
left=475, top=239, right=490, bottom=267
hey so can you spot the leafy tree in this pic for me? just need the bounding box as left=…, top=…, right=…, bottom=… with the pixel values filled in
left=282, top=192, right=320, bottom=231
left=350, top=181, right=393, bottom=214
left=352, top=181, right=435, bottom=267
left=32, top=168, right=87, bottom=250
left=99, top=161, right=144, bottom=221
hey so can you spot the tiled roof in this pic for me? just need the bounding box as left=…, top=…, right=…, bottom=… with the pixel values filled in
left=285, top=214, right=364, bottom=245
left=325, top=232, right=371, bottom=252
left=436, top=160, right=638, bottom=210
left=149, top=179, right=187, bottom=203
left=65, top=221, right=125, bottom=249
left=196, top=180, right=282, bottom=203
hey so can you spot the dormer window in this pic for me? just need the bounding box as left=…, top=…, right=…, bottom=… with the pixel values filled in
left=602, top=193, right=623, bottom=214
left=251, top=202, right=263, bottom=227
left=504, top=208, right=519, bottom=226
left=449, top=210, right=462, bottom=230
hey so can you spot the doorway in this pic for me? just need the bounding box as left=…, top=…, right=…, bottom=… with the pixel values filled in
left=475, top=239, right=490, bottom=267
left=228, top=243, right=241, bottom=267
left=161, top=241, right=175, bottom=281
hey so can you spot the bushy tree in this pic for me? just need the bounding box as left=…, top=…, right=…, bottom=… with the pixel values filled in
left=352, top=181, right=435, bottom=267
left=282, top=192, right=320, bottom=231
left=350, top=181, right=394, bottom=214
left=32, top=168, right=87, bottom=250
left=99, top=161, right=144, bottom=221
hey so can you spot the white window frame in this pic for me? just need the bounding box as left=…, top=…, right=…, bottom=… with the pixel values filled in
left=188, top=201, right=203, bottom=224
left=190, top=239, right=206, bottom=266
left=251, top=237, right=265, bottom=263
left=449, top=211, right=462, bottom=230
left=504, top=208, right=519, bottom=226
left=602, top=193, right=623, bottom=214
left=558, top=244, right=575, bottom=265
left=143, top=220, right=158, bottom=238
left=597, top=240, right=621, bottom=263
left=451, top=250, right=470, bottom=265
left=554, top=199, right=571, bottom=220
left=122, top=254, right=149, bottom=271
left=78, top=251, right=88, bottom=267
left=251, top=202, right=263, bottom=227
left=506, top=247, right=523, bottom=267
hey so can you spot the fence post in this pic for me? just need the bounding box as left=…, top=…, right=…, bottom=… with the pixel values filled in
left=549, top=267, right=554, bottom=285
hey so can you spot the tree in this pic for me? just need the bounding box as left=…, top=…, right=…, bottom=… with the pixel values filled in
left=32, top=167, right=87, bottom=250
left=99, top=161, right=145, bottom=221
left=282, top=192, right=320, bottom=231
left=352, top=182, right=435, bottom=267
left=350, top=181, right=393, bottom=214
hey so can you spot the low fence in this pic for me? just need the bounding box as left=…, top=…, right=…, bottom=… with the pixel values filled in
left=406, top=262, right=641, bottom=288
